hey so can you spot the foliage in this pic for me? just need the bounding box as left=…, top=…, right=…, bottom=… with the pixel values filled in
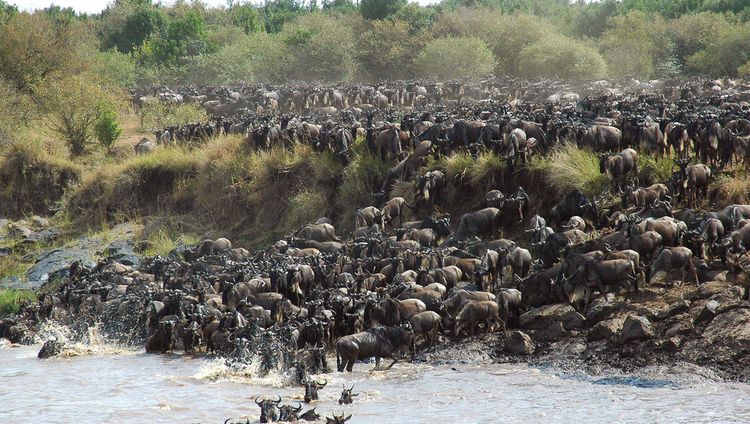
left=102, top=3, right=165, bottom=54
left=0, top=13, right=95, bottom=94
left=413, top=37, right=495, bottom=80
left=94, top=105, right=123, bottom=151
left=355, top=19, right=424, bottom=80
left=686, top=23, right=750, bottom=77
left=281, top=13, right=357, bottom=81
left=140, top=11, right=211, bottom=67
left=94, top=49, right=137, bottom=90
left=39, top=74, right=110, bottom=156
left=230, top=3, right=261, bottom=34
left=360, top=0, right=406, bottom=20
left=190, top=32, right=292, bottom=83
left=599, top=11, right=670, bottom=79
left=519, top=34, right=607, bottom=80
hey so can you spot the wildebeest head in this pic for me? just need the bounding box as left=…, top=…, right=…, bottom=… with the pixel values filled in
left=326, top=412, right=353, bottom=424
left=278, top=402, right=303, bottom=422
left=255, top=396, right=281, bottom=423
left=338, top=384, right=359, bottom=405
left=303, top=379, right=327, bottom=403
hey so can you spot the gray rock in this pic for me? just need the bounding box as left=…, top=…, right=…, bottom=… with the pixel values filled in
left=106, top=239, right=140, bottom=266
left=530, top=321, right=567, bottom=342
left=694, top=299, right=720, bottom=324
left=665, top=318, right=694, bottom=337
left=588, top=318, right=624, bottom=342
left=681, top=308, right=750, bottom=363
left=656, top=300, right=691, bottom=320
left=520, top=304, right=585, bottom=331
left=505, top=330, right=535, bottom=355
left=619, top=315, right=654, bottom=344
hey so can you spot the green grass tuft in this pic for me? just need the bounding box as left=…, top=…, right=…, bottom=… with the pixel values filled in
left=546, top=144, right=609, bottom=199
left=0, top=289, right=36, bottom=317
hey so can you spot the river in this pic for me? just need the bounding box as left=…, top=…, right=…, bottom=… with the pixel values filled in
left=2, top=341, right=750, bottom=423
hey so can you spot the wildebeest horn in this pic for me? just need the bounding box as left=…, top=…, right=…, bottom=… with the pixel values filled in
left=255, top=396, right=263, bottom=405
left=318, top=380, right=327, bottom=387
left=294, top=402, right=303, bottom=412
left=274, top=395, right=282, bottom=403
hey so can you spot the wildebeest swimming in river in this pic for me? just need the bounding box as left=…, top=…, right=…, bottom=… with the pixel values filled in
left=336, top=325, right=414, bottom=372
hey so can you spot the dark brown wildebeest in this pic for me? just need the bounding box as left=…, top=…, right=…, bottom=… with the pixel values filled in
left=335, top=325, right=414, bottom=372
left=145, top=320, right=175, bottom=354
left=599, top=148, right=638, bottom=192
left=622, top=183, right=671, bottom=208
left=255, top=396, right=282, bottom=423
left=443, top=289, right=496, bottom=315
left=445, top=207, right=502, bottom=245
left=364, top=298, right=426, bottom=327
left=303, top=379, right=327, bottom=403
left=338, top=384, right=359, bottom=404
left=295, top=223, right=341, bottom=243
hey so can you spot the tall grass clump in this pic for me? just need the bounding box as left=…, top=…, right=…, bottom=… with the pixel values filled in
left=336, top=151, right=390, bottom=232
left=713, top=175, right=750, bottom=207
left=469, top=152, right=506, bottom=189
left=639, top=154, right=674, bottom=186
left=0, top=289, right=36, bottom=317
left=547, top=145, right=608, bottom=198
left=285, top=188, right=329, bottom=231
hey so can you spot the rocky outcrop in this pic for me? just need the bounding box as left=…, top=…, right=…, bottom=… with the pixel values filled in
left=619, top=315, right=654, bottom=344
left=505, top=331, right=535, bottom=355
left=520, top=304, right=585, bottom=331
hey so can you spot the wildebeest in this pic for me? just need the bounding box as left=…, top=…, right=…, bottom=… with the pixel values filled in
left=338, top=384, right=359, bottom=404
left=445, top=207, right=502, bottom=244
left=326, top=413, right=352, bottom=424
left=278, top=402, right=304, bottom=422
left=548, top=189, right=599, bottom=229
left=145, top=320, right=175, bottom=354
left=599, top=148, right=638, bottom=192
left=649, top=246, right=698, bottom=286
left=255, top=396, right=282, bottom=423
left=303, top=379, right=327, bottom=403
left=336, top=325, right=414, bottom=372
left=409, top=310, right=442, bottom=349
left=453, top=300, right=503, bottom=337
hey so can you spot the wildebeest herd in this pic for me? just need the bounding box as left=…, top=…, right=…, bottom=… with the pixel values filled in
left=5, top=77, right=750, bottom=421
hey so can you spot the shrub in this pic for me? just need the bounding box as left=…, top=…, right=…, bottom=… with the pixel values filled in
left=519, top=34, right=607, bottom=80
left=686, top=24, right=750, bottom=77
left=360, top=0, right=406, bottom=20
left=413, top=37, right=495, bottom=80
left=713, top=175, right=750, bottom=207
left=94, top=105, right=122, bottom=152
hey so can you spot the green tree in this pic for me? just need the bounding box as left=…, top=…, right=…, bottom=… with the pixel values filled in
left=360, top=0, right=406, bottom=20
left=262, top=0, right=304, bottom=33
left=282, top=13, right=357, bottom=80
left=0, top=13, right=95, bottom=93
left=669, top=12, right=731, bottom=72
left=599, top=11, right=670, bottom=79
left=355, top=19, right=424, bottom=80
left=103, top=4, right=165, bottom=54
left=94, top=50, right=137, bottom=90
left=518, top=34, right=607, bottom=79
left=322, top=0, right=357, bottom=14
left=94, top=105, right=122, bottom=152
left=392, top=4, right=437, bottom=33
left=231, top=3, right=261, bottom=34
left=39, top=74, right=110, bottom=156
left=687, top=24, right=750, bottom=76
left=0, top=0, right=17, bottom=23
left=413, top=37, right=496, bottom=80
left=142, top=11, right=210, bottom=66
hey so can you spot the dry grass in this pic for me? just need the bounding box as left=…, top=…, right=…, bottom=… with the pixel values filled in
left=713, top=175, right=750, bottom=206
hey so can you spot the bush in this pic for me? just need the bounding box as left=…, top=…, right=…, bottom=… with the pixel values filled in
left=686, top=24, right=750, bottom=77
left=519, top=34, right=607, bottom=80
left=360, top=0, right=406, bottom=20
left=713, top=175, right=750, bottom=207
left=94, top=105, right=122, bottom=152
left=413, top=37, right=495, bottom=80
left=93, top=50, right=137, bottom=90
left=189, top=32, right=292, bottom=83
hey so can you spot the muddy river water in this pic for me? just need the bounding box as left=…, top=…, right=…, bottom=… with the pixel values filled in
left=3, top=341, right=750, bottom=423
